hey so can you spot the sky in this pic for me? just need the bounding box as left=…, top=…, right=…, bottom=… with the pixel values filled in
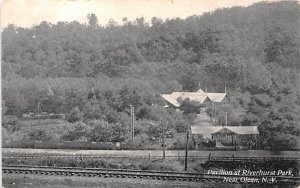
left=1, top=0, right=278, bottom=28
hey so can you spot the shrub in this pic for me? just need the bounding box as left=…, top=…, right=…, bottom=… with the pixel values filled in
left=66, top=106, right=83, bottom=123
left=262, top=132, right=299, bottom=151
left=61, top=122, right=90, bottom=141
left=2, top=115, right=20, bottom=133
left=178, top=98, right=201, bottom=115
left=146, top=122, right=161, bottom=141
left=28, top=128, right=52, bottom=141
left=175, top=121, right=188, bottom=132
left=169, top=138, right=194, bottom=150
left=88, top=120, right=128, bottom=142
left=133, top=133, right=149, bottom=147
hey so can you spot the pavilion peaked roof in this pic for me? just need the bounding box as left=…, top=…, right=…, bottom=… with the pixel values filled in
left=162, top=92, right=208, bottom=107
left=216, top=126, right=259, bottom=135
left=191, top=126, right=259, bottom=136
left=161, top=89, right=227, bottom=107
left=207, top=93, right=227, bottom=103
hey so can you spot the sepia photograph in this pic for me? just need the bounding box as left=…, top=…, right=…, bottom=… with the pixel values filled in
left=1, top=0, right=300, bottom=187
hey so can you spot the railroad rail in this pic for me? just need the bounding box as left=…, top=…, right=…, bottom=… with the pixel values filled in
left=3, top=165, right=300, bottom=184
left=3, top=153, right=300, bottom=162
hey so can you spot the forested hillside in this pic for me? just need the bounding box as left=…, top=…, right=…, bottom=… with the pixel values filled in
left=2, top=2, right=300, bottom=150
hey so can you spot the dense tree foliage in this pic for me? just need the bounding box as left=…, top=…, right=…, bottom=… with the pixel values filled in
left=179, top=98, right=201, bottom=115
left=2, top=2, right=300, bottom=150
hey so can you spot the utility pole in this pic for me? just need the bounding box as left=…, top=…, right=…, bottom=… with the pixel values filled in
left=234, top=136, right=237, bottom=151
left=184, top=130, right=189, bottom=171
left=130, top=105, right=135, bottom=146
left=225, top=112, right=228, bottom=126
left=220, top=116, right=223, bottom=126
left=211, top=102, right=214, bottom=124
left=37, top=101, right=41, bottom=114
left=161, top=121, right=165, bottom=159
left=213, top=102, right=216, bottom=126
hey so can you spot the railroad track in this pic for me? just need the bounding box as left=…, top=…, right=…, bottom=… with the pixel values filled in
left=3, top=165, right=300, bottom=184
left=3, top=153, right=300, bottom=162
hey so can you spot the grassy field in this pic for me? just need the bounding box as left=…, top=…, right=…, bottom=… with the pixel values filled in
left=3, top=118, right=188, bottom=150
left=3, top=119, right=72, bottom=142
left=4, top=148, right=300, bottom=158
left=3, top=157, right=203, bottom=172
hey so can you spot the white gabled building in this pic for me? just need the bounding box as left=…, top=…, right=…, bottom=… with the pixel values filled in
left=161, top=88, right=228, bottom=109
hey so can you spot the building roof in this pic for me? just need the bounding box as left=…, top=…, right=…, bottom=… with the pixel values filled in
left=161, top=90, right=227, bottom=107
left=162, top=92, right=208, bottom=107
left=161, top=94, right=181, bottom=108
left=191, top=126, right=259, bottom=136
left=207, top=93, right=227, bottom=103
left=217, top=126, right=259, bottom=135
left=191, top=126, right=222, bottom=137
left=196, top=89, right=204, bottom=93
